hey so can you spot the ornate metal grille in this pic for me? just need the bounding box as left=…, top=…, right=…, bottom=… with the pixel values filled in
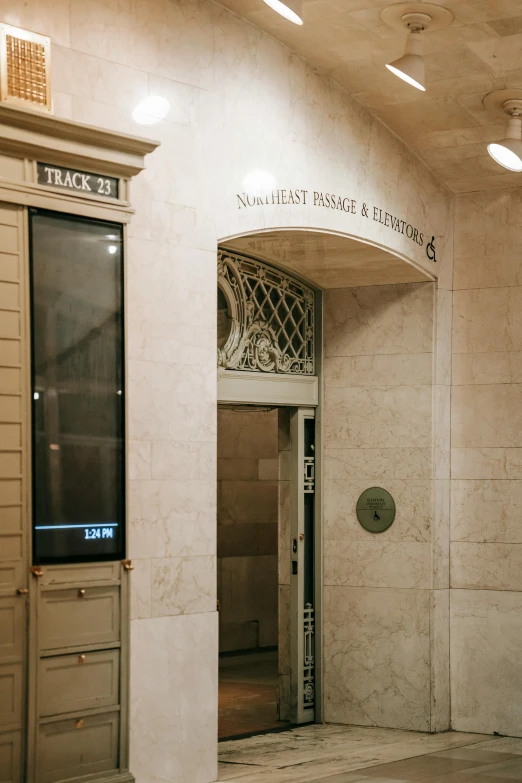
left=0, top=24, right=52, bottom=112
left=303, top=603, right=315, bottom=709
left=6, top=35, right=47, bottom=105
left=217, top=248, right=315, bottom=375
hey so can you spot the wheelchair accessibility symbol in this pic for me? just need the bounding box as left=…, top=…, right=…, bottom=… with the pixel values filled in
left=426, top=236, right=437, bottom=263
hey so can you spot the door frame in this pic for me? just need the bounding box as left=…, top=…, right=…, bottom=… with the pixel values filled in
left=217, top=356, right=324, bottom=725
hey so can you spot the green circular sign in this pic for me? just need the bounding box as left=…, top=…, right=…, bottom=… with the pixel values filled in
left=356, top=487, right=396, bottom=534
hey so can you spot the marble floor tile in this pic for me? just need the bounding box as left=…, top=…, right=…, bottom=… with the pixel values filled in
left=433, top=749, right=521, bottom=763
left=217, top=725, right=511, bottom=783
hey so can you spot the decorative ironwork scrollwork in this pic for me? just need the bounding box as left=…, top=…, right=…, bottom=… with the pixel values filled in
left=217, top=249, right=315, bottom=375
left=303, top=602, right=315, bottom=709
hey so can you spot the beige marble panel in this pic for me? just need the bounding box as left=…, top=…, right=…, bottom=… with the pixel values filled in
left=69, top=0, right=217, bottom=89
left=130, top=612, right=218, bottom=783
left=433, top=480, right=450, bottom=590
left=324, top=540, right=431, bottom=589
left=324, top=586, right=431, bottom=731
left=0, top=0, right=71, bottom=46
left=435, top=288, right=452, bottom=387
left=324, top=353, right=432, bottom=388
left=451, top=542, right=522, bottom=591
left=452, top=448, right=522, bottom=480
left=434, top=385, right=451, bottom=481
left=258, top=459, right=278, bottom=481
left=324, top=476, right=432, bottom=543
left=217, top=458, right=258, bottom=481
left=52, top=45, right=149, bottom=114
left=219, top=481, right=278, bottom=525
left=325, top=386, right=432, bottom=449
left=150, top=201, right=216, bottom=252
left=129, top=479, right=216, bottom=559
left=452, top=479, right=522, bottom=542
left=453, top=288, right=522, bottom=354
left=219, top=555, right=278, bottom=643
left=452, top=385, right=522, bottom=448
left=454, top=190, right=522, bottom=290
left=453, top=352, right=522, bottom=385
left=451, top=589, right=522, bottom=736
left=151, top=555, right=216, bottom=616
left=128, top=360, right=215, bottom=444
left=324, top=283, right=434, bottom=358
left=431, top=589, right=450, bottom=732
left=51, top=91, right=73, bottom=119
left=150, top=441, right=214, bottom=482
left=218, top=410, right=278, bottom=459
left=130, top=559, right=152, bottom=621
left=128, top=441, right=152, bottom=481
left=325, top=447, right=432, bottom=481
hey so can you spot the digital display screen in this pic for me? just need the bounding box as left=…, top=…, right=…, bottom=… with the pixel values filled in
left=30, top=209, right=125, bottom=564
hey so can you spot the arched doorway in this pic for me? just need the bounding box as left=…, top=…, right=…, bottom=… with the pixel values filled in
left=215, top=228, right=436, bottom=742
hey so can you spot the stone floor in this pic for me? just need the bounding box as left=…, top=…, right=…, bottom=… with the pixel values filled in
left=219, top=650, right=289, bottom=740
left=218, top=724, right=522, bottom=782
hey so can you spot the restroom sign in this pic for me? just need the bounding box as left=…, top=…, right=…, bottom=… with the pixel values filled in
left=356, top=487, right=396, bottom=533
left=37, top=162, right=119, bottom=199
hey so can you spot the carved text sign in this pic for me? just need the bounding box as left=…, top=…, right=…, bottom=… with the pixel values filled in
left=236, top=188, right=438, bottom=263
left=37, top=163, right=119, bottom=199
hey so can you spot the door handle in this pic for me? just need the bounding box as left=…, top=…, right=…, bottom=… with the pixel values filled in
left=16, top=588, right=29, bottom=596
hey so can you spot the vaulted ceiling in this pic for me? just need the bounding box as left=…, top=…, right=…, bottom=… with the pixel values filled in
left=215, top=0, right=522, bottom=193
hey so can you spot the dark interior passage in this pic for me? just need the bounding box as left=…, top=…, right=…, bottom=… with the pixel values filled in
left=217, top=406, right=290, bottom=740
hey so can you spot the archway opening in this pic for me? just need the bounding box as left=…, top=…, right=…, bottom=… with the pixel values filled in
left=216, top=227, right=435, bottom=749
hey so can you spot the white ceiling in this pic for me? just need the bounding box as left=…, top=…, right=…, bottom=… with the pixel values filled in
left=215, top=0, right=522, bottom=193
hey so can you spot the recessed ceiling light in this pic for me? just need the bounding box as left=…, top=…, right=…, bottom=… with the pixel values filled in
left=381, top=3, right=454, bottom=92
left=483, top=92, right=522, bottom=172
left=132, top=96, right=170, bottom=125
left=262, top=0, right=303, bottom=25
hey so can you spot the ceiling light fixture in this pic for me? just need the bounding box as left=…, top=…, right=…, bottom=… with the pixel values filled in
left=262, top=0, right=303, bottom=25
left=380, top=3, right=454, bottom=92
left=386, top=14, right=429, bottom=91
left=483, top=90, right=522, bottom=173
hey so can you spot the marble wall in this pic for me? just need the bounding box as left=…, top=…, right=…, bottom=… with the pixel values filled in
left=217, top=409, right=278, bottom=653
left=451, top=188, right=522, bottom=737
left=1, top=0, right=454, bottom=779
left=323, top=280, right=451, bottom=732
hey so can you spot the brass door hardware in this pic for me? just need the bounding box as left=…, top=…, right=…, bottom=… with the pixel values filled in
left=16, top=587, right=29, bottom=595
left=121, top=559, right=134, bottom=571
left=78, top=655, right=86, bottom=664
left=78, top=589, right=86, bottom=598
left=75, top=719, right=84, bottom=729
left=29, top=566, right=43, bottom=578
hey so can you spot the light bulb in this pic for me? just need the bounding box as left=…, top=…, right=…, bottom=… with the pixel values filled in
left=487, top=142, right=522, bottom=172
left=262, top=0, right=303, bottom=25
left=132, top=96, right=170, bottom=125
left=386, top=29, right=426, bottom=92
left=487, top=113, right=522, bottom=171
left=108, top=245, right=118, bottom=255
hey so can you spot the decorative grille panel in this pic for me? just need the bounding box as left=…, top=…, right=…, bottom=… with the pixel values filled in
left=0, top=24, right=52, bottom=112
left=218, top=248, right=315, bottom=375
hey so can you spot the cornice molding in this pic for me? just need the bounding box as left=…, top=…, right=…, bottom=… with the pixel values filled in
left=0, top=103, right=160, bottom=177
